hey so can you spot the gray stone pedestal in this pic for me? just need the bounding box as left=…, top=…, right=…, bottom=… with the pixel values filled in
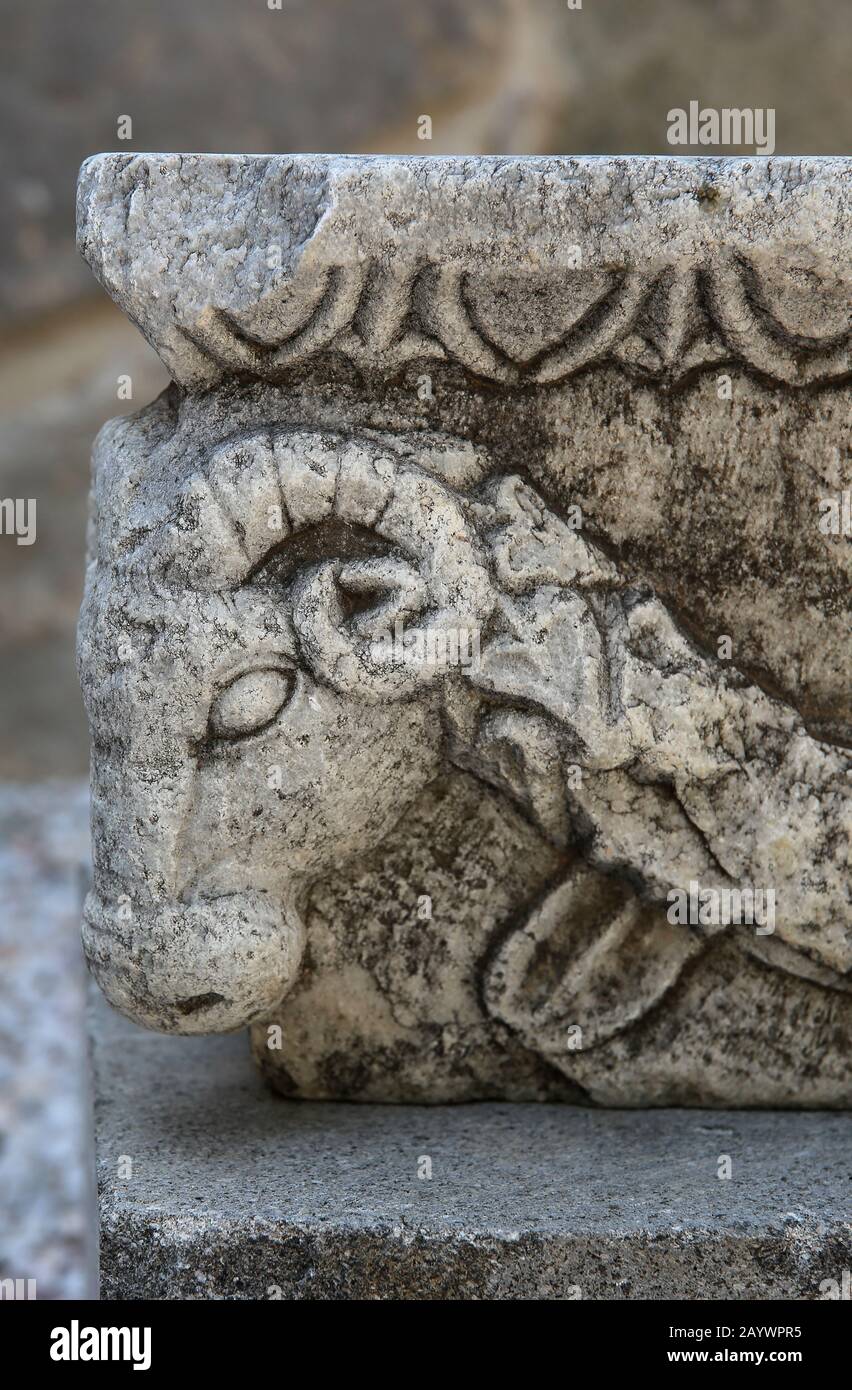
left=91, top=993, right=851, bottom=1300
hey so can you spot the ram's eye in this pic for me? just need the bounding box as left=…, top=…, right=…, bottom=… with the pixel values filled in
left=209, top=668, right=295, bottom=738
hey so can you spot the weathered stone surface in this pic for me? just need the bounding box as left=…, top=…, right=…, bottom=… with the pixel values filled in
left=77, top=153, right=851, bottom=391
left=76, top=154, right=850, bottom=1107
left=92, top=994, right=852, bottom=1300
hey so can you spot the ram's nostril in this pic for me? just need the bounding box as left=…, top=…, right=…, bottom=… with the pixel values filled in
left=174, top=991, right=226, bottom=1016
left=82, top=889, right=305, bottom=1035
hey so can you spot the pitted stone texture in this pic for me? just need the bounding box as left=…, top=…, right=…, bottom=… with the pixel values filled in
left=77, top=154, right=852, bottom=389
left=92, top=996, right=852, bottom=1301
left=78, top=394, right=850, bottom=1104
left=76, top=155, right=850, bottom=1106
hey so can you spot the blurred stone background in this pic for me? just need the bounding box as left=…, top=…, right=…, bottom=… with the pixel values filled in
left=0, top=0, right=849, bottom=1299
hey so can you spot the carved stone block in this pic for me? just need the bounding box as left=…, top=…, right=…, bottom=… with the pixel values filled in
left=77, top=154, right=851, bottom=1106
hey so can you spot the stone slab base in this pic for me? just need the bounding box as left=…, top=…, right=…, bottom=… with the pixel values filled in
left=91, top=994, right=851, bottom=1301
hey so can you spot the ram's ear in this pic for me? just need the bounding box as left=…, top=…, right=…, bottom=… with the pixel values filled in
left=469, top=590, right=596, bottom=727
left=445, top=702, right=572, bottom=847
left=483, top=865, right=704, bottom=1053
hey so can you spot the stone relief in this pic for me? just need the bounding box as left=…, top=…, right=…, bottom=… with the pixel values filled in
left=79, top=424, right=851, bottom=1101
left=77, top=153, right=852, bottom=390
left=76, top=153, right=851, bottom=1107
left=179, top=258, right=852, bottom=388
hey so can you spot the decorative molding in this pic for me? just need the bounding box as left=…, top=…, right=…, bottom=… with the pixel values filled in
left=77, top=153, right=852, bottom=390
left=173, top=258, right=851, bottom=387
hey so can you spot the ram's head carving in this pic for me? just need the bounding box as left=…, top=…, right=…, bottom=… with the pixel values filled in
left=78, top=426, right=850, bottom=1055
